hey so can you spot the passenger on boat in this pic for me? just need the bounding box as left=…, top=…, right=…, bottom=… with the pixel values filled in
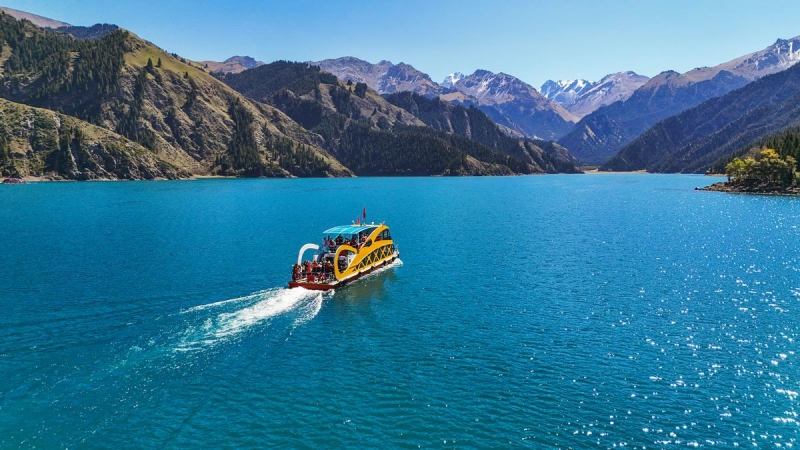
left=335, top=235, right=343, bottom=246
left=292, top=264, right=302, bottom=281
left=349, top=235, right=357, bottom=247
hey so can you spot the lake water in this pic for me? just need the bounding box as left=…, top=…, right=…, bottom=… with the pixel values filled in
left=2, top=174, right=800, bottom=448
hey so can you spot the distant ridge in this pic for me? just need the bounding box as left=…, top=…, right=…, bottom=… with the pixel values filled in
left=541, top=72, right=650, bottom=119
left=313, top=57, right=577, bottom=140
left=439, top=69, right=577, bottom=140
left=0, top=6, right=69, bottom=28
left=312, top=56, right=444, bottom=98
left=603, top=61, right=800, bottom=173
left=558, top=35, right=800, bottom=165
left=202, top=56, right=265, bottom=74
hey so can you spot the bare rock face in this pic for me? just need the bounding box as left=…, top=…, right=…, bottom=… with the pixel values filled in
left=698, top=36, right=800, bottom=82
left=312, top=57, right=443, bottom=98
left=0, top=6, right=69, bottom=28
left=202, top=56, right=265, bottom=74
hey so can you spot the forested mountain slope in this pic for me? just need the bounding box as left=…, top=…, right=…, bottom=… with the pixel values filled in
left=219, top=62, right=580, bottom=175
left=384, top=92, right=580, bottom=173
left=0, top=13, right=350, bottom=178
left=0, top=97, right=186, bottom=179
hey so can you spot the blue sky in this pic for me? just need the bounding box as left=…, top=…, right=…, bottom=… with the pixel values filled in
left=6, top=0, right=800, bottom=88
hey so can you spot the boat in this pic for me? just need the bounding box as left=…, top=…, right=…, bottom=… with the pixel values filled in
left=288, top=222, right=399, bottom=291
left=2, top=177, right=26, bottom=184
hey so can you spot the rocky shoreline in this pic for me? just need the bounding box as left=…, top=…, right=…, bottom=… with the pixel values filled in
left=698, top=181, right=800, bottom=196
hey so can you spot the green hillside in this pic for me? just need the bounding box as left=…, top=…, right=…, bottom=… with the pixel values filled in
left=0, top=97, right=186, bottom=179
left=0, top=12, right=350, bottom=179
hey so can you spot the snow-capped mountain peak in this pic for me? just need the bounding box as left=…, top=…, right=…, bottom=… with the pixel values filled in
left=441, top=72, right=465, bottom=88
left=430, top=69, right=577, bottom=139
left=721, top=35, right=800, bottom=79
left=541, top=72, right=650, bottom=119
left=540, top=78, right=593, bottom=106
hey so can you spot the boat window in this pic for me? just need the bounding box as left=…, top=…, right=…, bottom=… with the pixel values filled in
left=364, top=240, right=372, bottom=247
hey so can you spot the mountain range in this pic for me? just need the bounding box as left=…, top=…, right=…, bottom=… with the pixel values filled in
left=313, top=57, right=444, bottom=98
left=603, top=60, right=800, bottom=173
left=557, top=35, right=800, bottom=165
left=217, top=61, right=578, bottom=175
left=202, top=56, right=265, bottom=74
left=540, top=72, right=650, bottom=119
left=438, top=69, right=576, bottom=140
left=4, top=5, right=800, bottom=179
left=313, top=57, right=577, bottom=140
left=222, top=35, right=800, bottom=171
left=0, top=13, right=351, bottom=179
left=0, top=10, right=579, bottom=179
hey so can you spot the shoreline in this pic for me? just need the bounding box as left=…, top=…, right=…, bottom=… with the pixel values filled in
left=4, top=171, right=728, bottom=183
left=697, top=181, right=800, bottom=196
left=4, top=173, right=561, bottom=182
left=582, top=169, right=648, bottom=175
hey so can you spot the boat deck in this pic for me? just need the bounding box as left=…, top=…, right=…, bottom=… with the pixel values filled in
left=288, top=254, right=398, bottom=291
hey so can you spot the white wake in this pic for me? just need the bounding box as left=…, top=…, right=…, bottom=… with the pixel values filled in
left=175, top=287, right=324, bottom=351
left=173, top=259, right=401, bottom=352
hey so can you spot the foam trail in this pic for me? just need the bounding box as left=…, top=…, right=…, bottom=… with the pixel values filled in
left=181, top=290, right=267, bottom=313
left=174, top=260, right=401, bottom=351
left=176, top=287, right=322, bottom=351
left=293, top=293, right=324, bottom=327
left=215, top=288, right=319, bottom=338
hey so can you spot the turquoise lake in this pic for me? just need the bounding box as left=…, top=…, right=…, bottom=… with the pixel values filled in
left=2, top=174, right=800, bottom=448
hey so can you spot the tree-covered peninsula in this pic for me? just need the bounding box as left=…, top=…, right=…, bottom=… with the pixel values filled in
left=701, top=147, right=800, bottom=195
